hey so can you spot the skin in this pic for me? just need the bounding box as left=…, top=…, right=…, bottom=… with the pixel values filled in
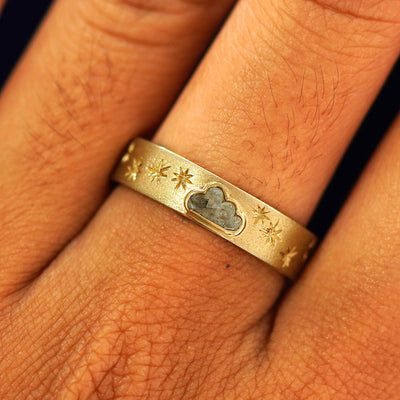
left=0, top=0, right=399, bottom=398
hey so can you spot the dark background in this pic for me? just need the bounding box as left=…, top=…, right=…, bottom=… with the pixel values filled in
left=0, top=0, right=399, bottom=237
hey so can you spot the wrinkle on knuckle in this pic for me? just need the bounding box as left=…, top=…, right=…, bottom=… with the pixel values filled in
left=19, top=64, right=115, bottom=173
left=273, top=0, right=400, bottom=62
left=3, top=244, right=258, bottom=399
left=302, top=0, right=400, bottom=23
left=56, top=298, right=249, bottom=400
left=81, top=0, right=218, bottom=49
left=18, top=290, right=151, bottom=399
left=54, top=314, right=148, bottom=399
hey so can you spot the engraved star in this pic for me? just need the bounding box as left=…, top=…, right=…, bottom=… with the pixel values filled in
left=124, top=158, right=142, bottom=181
left=303, top=238, right=317, bottom=261
left=128, top=142, right=135, bottom=153
left=252, top=205, right=271, bottom=225
left=121, top=142, right=135, bottom=163
left=171, top=167, right=194, bottom=190
left=121, top=153, right=130, bottom=163
left=260, top=221, right=282, bottom=246
left=147, top=159, right=171, bottom=182
left=281, top=247, right=298, bottom=268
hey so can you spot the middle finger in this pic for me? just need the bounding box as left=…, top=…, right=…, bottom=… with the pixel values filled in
left=0, top=0, right=236, bottom=295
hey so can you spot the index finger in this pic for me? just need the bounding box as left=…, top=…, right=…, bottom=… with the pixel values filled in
left=0, top=0, right=236, bottom=296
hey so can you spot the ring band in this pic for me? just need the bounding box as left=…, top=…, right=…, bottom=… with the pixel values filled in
left=113, top=138, right=317, bottom=279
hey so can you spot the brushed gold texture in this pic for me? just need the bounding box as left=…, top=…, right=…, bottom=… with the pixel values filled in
left=113, top=138, right=317, bottom=279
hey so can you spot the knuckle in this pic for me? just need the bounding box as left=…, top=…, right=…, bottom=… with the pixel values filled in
left=272, top=0, right=400, bottom=61
left=285, top=264, right=400, bottom=399
left=41, top=309, right=147, bottom=399
left=53, top=282, right=248, bottom=400
left=81, top=0, right=224, bottom=48
left=53, top=196, right=275, bottom=399
left=27, top=79, right=95, bottom=150
left=87, top=191, right=268, bottom=335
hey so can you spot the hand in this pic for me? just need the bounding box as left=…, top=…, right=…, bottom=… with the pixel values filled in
left=0, top=0, right=399, bottom=398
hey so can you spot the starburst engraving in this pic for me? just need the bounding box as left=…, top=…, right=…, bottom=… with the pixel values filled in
left=281, top=247, right=298, bottom=268
left=260, top=221, right=282, bottom=246
left=124, top=158, right=142, bottom=181
left=171, top=167, right=194, bottom=190
left=252, top=205, right=271, bottom=225
left=147, top=159, right=170, bottom=182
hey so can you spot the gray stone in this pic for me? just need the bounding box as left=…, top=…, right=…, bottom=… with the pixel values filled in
left=187, top=186, right=242, bottom=231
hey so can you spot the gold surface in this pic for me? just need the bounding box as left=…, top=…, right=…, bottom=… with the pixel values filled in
left=113, top=138, right=317, bottom=279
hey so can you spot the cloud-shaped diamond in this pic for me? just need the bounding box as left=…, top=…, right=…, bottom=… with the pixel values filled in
left=187, top=186, right=242, bottom=231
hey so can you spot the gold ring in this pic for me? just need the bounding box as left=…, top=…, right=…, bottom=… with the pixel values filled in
left=113, top=138, right=317, bottom=279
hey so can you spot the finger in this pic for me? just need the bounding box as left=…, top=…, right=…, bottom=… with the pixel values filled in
left=77, top=0, right=400, bottom=305
left=155, top=1, right=400, bottom=224
left=21, top=0, right=400, bottom=395
left=268, top=115, right=400, bottom=397
left=0, top=0, right=235, bottom=295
